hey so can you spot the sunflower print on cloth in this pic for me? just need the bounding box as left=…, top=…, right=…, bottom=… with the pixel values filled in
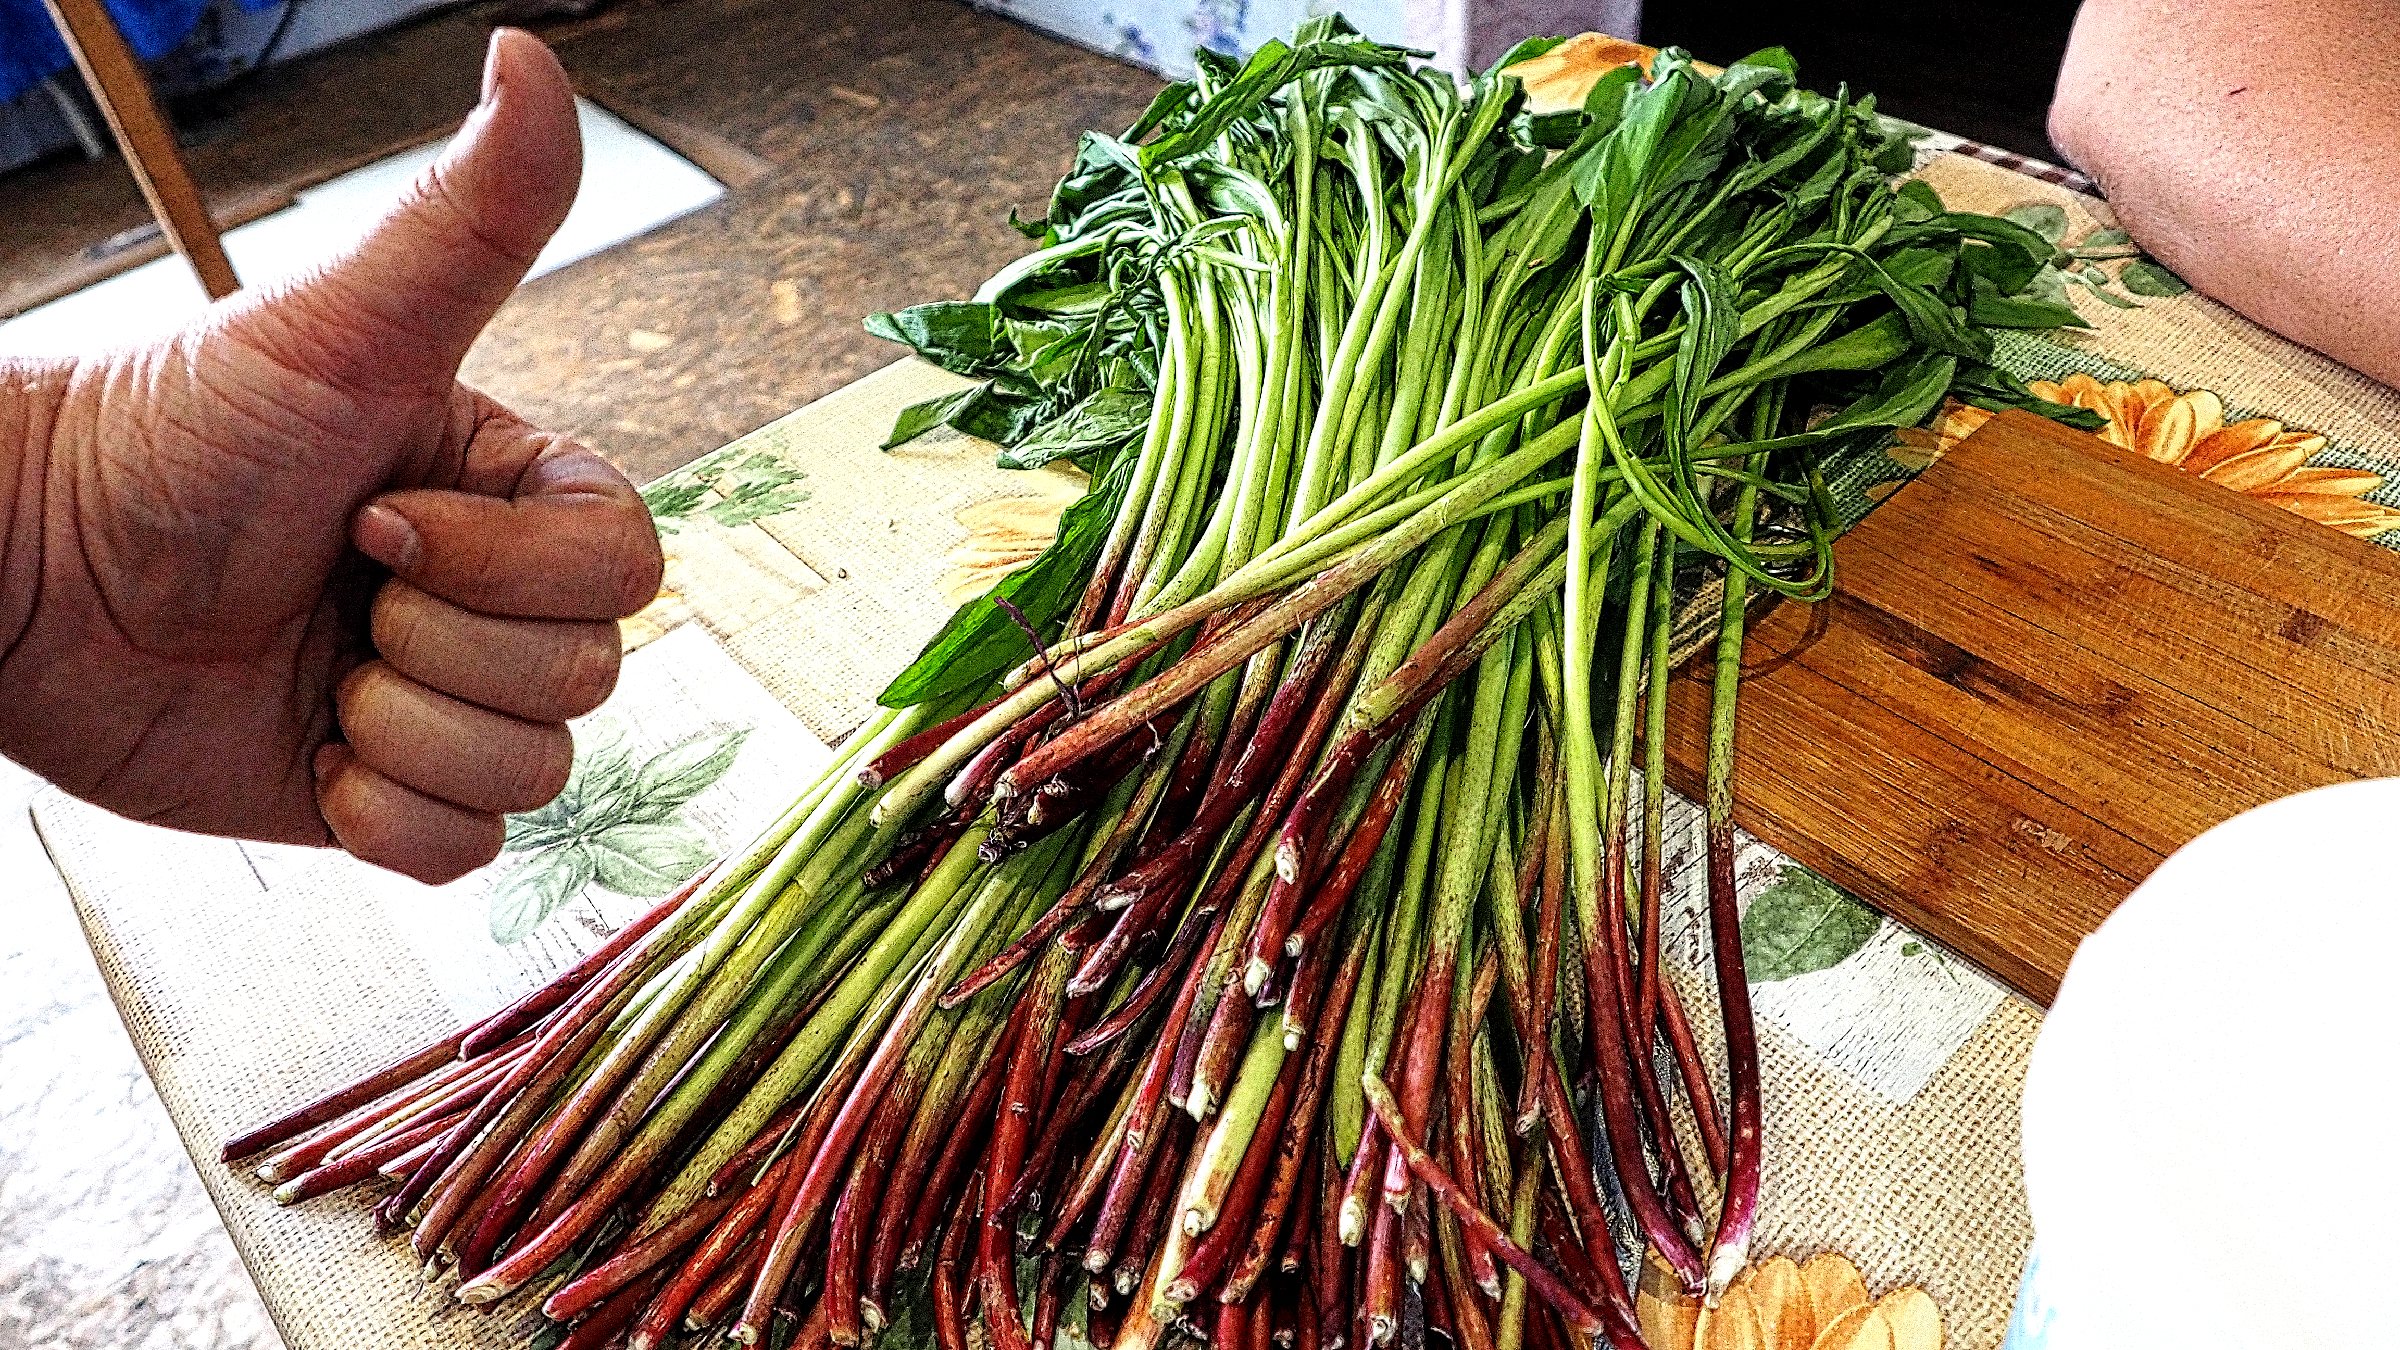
left=1886, top=374, right=2400, bottom=538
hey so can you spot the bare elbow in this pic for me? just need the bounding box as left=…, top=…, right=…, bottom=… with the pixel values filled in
left=2046, top=59, right=2106, bottom=175
left=2046, top=0, right=2137, bottom=181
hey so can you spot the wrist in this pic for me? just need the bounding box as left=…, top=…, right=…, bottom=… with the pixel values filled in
left=0, top=354, right=70, bottom=683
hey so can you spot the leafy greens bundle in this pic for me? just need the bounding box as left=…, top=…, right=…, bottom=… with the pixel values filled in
left=228, top=23, right=2097, bottom=1350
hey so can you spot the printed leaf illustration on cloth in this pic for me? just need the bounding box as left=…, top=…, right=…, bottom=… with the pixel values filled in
left=490, top=719, right=751, bottom=944
left=640, top=448, right=811, bottom=534
left=2000, top=203, right=2186, bottom=309
left=1741, top=864, right=1884, bottom=982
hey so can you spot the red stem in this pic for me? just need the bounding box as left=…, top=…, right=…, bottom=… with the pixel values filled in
left=682, top=1235, right=766, bottom=1333
left=898, top=1014, right=1018, bottom=1270
left=1657, top=973, right=1729, bottom=1177
left=979, top=947, right=1075, bottom=1350
left=271, top=1099, right=473, bottom=1202
left=932, top=1172, right=979, bottom=1350
left=559, top=1267, right=669, bottom=1350
left=1361, top=1075, right=1607, bottom=1340
left=1703, top=819, right=1763, bottom=1295
left=625, top=1155, right=793, bottom=1342
left=221, top=1027, right=468, bottom=1163
left=1577, top=869, right=1708, bottom=1292
left=464, top=863, right=716, bottom=1058
left=860, top=694, right=1004, bottom=789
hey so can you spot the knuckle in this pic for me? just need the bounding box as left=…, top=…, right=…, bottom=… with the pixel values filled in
left=496, top=725, right=576, bottom=811
left=542, top=625, right=622, bottom=718
left=608, top=508, right=667, bottom=617
left=368, top=584, right=429, bottom=664
left=334, top=661, right=399, bottom=741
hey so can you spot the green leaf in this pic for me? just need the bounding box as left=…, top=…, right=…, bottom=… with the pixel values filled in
left=586, top=822, right=715, bottom=897
left=628, top=726, right=751, bottom=819
left=1891, top=179, right=1944, bottom=223
left=884, top=387, right=981, bottom=449
left=1000, top=385, right=1152, bottom=471
left=1952, top=362, right=2111, bottom=432
left=490, top=844, right=597, bottom=945
left=2002, top=203, right=2069, bottom=244
left=1818, top=350, right=1957, bottom=434
left=1741, top=865, right=1883, bottom=982
left=1139, top=36, right=1413, bottom=168
left=2077, top=227, right=2131, bottom=249
left=864, top=302, right=1006, bottom=375
left=1968, top=275, right=2092, bottom=329
left=1752, top=311, right=1912, bottom=380
left=878, top=451, right=1132, bottom=708
left=2119, top=258, right=2191, bottom=297
left=1729, top=45, right=1796, bottom=76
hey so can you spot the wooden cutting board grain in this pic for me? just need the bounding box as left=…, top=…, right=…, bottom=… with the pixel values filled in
left=1661, top=408, right=2400, bottom=1003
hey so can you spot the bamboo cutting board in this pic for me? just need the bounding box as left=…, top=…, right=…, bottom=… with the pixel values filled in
left=1662, top=408, right=2400, bottom=1004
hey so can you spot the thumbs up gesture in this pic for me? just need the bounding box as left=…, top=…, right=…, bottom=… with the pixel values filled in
left=0, top=31, right=663, bottom=884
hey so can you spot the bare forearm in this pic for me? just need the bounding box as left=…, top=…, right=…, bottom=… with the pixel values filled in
left=0, top=357, right=67, bottom=687
left=2051, top=0, right=2400, bottom=386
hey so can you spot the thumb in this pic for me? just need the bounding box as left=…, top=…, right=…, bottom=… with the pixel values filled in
left=239, top=29, right=581, bottom=393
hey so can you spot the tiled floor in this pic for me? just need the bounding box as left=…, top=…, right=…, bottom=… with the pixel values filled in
left=1, top=759, right=282, bottom=1350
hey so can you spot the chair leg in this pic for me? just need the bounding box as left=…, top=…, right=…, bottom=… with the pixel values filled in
left=40, top=0, right=241, bottom=300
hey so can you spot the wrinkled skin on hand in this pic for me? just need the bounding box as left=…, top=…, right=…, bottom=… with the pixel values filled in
left=0, top=31, right=663, bottom=884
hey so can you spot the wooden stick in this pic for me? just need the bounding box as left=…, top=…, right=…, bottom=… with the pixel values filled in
left=41, top=0, right=239, bottom=298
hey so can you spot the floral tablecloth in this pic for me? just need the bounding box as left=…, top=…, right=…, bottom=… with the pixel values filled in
left=36, top=119, right=2400, bottom=1350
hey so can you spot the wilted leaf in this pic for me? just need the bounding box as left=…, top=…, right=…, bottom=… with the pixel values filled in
left=2000, top=203, right=2068, bottom=245
left=1742, top=866, right=1883, bottom=981
left=1000, top=386, right=1152, bottom=470
left=863, top=301, right=1006, bottom=375
left=490, top=844, right=596, bottom=944
left=1870, top=1289, right=1941, bottom=1350
left=586, top=822, right=715, bottom=897
left=885, top=387, right=981, bottom=449
left=2075, top=227, right=2130, bottom=249
left=2119, top=258, right=2190, bottom=297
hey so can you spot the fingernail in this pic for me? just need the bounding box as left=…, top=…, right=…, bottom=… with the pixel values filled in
left=481, top=29, right=511, bottom=105
left=523, top=447, right=633, bottom=500
left=354, top=503, right=423, bottom=572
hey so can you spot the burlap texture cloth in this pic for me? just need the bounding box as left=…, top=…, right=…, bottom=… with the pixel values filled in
left=37, top=144, right=2400, bottom=1350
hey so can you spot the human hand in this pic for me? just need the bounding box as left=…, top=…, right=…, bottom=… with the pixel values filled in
left=0, top=30, right=662, bottom=883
